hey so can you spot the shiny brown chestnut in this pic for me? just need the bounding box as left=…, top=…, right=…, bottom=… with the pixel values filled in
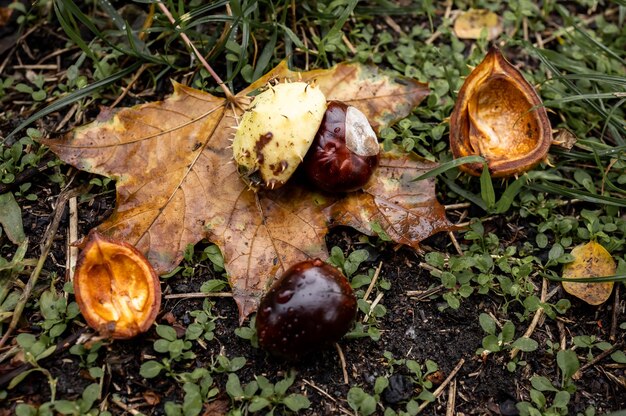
left=302, top=101, right=380, bottom=192
left=256, top=259, right=357, bottom=359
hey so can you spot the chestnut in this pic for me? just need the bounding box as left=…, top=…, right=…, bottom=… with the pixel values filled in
left=256, top=259, right=357, bottom=359
left=302, top=101, right=380, bottom=192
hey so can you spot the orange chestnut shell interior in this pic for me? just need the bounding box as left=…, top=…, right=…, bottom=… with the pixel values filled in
left=450, top=47, right=551, bottom=177
left=74, top=231, right=161, bottom=339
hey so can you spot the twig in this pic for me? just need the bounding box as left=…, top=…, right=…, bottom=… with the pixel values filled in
left=302, top=379, right=337, bottom=403
left=419, top=262, right=443, bottom=278
left=534, top=8, right=618, bottom=47
left=66, top=196, right=79, bottom=284
left=444, top=202, right=471, bottom=211
left=0, top=155, right=55, bottom=195
left=302, top=379, right=353, bottom=415
left=111, top=397, right=143, bottom=415
left=577, top=342, right=624, bottom=375
left=456, top=216, right=497, bottom=229
left=53, top=103, right=78, bottom=133
left=164, top=292, right=232, bottom=300
left=0, top=345, right=19, bottom=365
left=110, top=64, right=149, bottom=109
left=510, top=277, right=548, bottom=359
left=156, top=2, right=239, bottom=107
left=362, top=261, right=383, bottom=303
left=383, top=15, right=403, bottom=35
left=0, top=328, right=87, bottom=387
left=335, top=343, right=349, bottom=384
left=407, top=285, right=445, bottom=301
left=0, top=185, right=84, bottom=349
left=417, top=358, right=465, bottom=413
left=362, top=292, right=384, bottom=323
left=448, top=231, right=463, bottom=255
left=557, top=319, right=567, bottom=351
left=341, top=34, right=356, bottom=55
left=610, top=284, right=620, bottom=342
left=445, top=378, right=457, bottom=416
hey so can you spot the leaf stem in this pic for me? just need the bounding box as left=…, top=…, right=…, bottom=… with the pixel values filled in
left=156, top=2, right=238, bottom=106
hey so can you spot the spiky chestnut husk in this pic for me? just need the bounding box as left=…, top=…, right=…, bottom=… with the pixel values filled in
left=233, top=82, right=327, bottom=190
left=303, top=101, right=380, bottom=193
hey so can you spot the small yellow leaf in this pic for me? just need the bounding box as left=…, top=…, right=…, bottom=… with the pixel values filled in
left=562, top=241, right=616, bottom=305
left=453, top=9, right=503, bottom=41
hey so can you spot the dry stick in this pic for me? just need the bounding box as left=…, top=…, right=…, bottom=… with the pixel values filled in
left=448, top=231, right=463, bottom=255
left=0, top=23, right=41, bottom=75
left=111, top=397, right=143, bottom=416
left=0, top=155, right=56, bottom=195
left=0, top=345, right=19, bottom=365
left=406, top=285, right=445, bottom=301
left=510, top=277, right=548, bottom=360
left=419, top=262, right=443, bottom=278
left=362, top=292, right=384, bottom=323
left=0, top=186, right=83, bottom=349
left=535, top=8, right=617, bottom=47
left=383, top=15, right=404, bottom=35
left=164, top=292, right=232, bottom=300
left=156, top=2, right=239, bottom=107
left=456, top=216, right=497, bottom=229
left=577, top=342, right=624, bottom=375
left=0, top=327, right=87, bottom=387
left=444, top=202, right=471, bottom=211
left=417, top=358, right=465, bottom=413
left=302, top=379, right=337, bottom=403
left=362, top=261, right=383, bottom=303
left=334, top=343, right=349, bottom=384
left=66, top=196, right=79, bottom=284
left=445, top=378, right=457, bottom=416
left=54, top=103, right=78, bottom=133
left=341, top=34, right=357, bottom=55
left=610, top=284, right=620, bottom=342
left=302, top=379, right=354, bottom=415
left=110, top=64, right=149, bottom=109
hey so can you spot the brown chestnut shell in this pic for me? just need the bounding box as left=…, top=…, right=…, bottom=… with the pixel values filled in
left=73, top=230, right=161, bottom=339
left=256, top=259, right=357, bottom=359
left=449, top=47, right=551, bottom=177
left=303, top=101, right=380, bottom=192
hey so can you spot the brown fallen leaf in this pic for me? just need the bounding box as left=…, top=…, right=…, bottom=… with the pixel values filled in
left=562, top=241, right=616, bottom=305
left=453, top=9, right=503, bottom=41
left=42, top=61, right=452, bottom=320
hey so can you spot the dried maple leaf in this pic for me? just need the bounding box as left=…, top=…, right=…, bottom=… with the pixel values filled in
left=42, top=62, right=453, bottom=320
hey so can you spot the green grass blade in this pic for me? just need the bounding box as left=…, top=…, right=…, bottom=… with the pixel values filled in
left=495, top=175, right=529, bottom=214
left=4, top=63, right=141, bottom=142
left=544, top=92, right=626, bottom=105
left=441, top=177, right=488, bottom=211
left=555, top=74, right=626, bottom=86
left=480, top=164, right=495, bottom=211
left=529, top=44, right=626, bottom=144
left=542, top=272, right=626, bottom=283
left=412, top=156, right=485, bottom=181
left=529, top=182, right=626, bottom=207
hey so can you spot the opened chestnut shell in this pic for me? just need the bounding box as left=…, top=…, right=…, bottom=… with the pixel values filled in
left=74, top=230, right=161, bottom=339
left=449, top=47, right=551, bottom=177
left=303, top=101, right=380, bottom=192
left=256, top=258, right=357, bottom=359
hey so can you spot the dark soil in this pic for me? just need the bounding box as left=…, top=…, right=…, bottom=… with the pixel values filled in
left=1, top=10, right=625, bottom=416
left=1, top=185, right=624, bottom=414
